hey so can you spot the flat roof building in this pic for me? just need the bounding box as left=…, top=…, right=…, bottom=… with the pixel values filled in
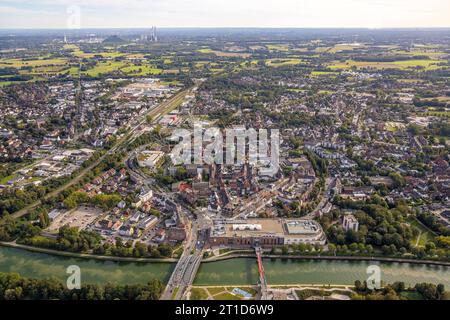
left=208, top=218, right=326, bottom=248
left=137, top=150, right=165, bottom=169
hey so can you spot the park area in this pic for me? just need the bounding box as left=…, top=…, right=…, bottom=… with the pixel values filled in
left=327, top=58, right=445, bottom=70
left=189, top=286, right=257, bottom=300
left=407, top=217, right=434, bottom=248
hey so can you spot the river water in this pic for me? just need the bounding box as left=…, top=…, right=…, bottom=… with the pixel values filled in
left=0, top=247, right=448, bottom=287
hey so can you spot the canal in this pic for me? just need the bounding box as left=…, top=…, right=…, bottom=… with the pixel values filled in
left=0, top=246, right=449, bottom=287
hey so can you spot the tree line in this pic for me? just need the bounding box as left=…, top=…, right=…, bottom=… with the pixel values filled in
left=0, top=272, right=163, bottom=300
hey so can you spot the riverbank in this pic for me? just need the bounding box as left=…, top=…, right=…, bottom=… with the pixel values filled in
left=2, top=241, right=449, bottom=267
left=0, top=241, right=177, bottom=263
left=203, top=252, right=450, bottom=267
left=194, top=257, right=450, bottom=287
left=1, top=246, right=448, bottom=287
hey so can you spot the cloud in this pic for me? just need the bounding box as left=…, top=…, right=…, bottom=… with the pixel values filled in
left=0, top=4, right=59, bottom=16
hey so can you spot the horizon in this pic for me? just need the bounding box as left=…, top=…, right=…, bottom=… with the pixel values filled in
left=2, top=27, right=450, bottom=30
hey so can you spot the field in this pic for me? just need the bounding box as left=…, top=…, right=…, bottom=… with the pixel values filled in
left=0, top=174, right=17, bottom=185
left=400, top=291, right=424, bottom=300
left=197, top=48, right=213, bottom=54
left=422, top=111, right=450, bottom=118
left=327, top=59, right=445, bottom=70
left=197, top=48, right=251, bottom=58
left=407, top=216, right=433, bottom=247
left=213, top=292, right=241, bottom=300
left=421, top=96, right=450, bottom=103
left=266, top=58, right=302, bottom=67
left=311, top=71, right=338, bottom=77
left=328, top=43, right=363, bottom=53
left=392, top=50, right=448, bottom=59
left=189, top=286, right=257, bottom=300
left=385, top=121, right=406, bottom=132
left=0, top=58, right=67, bottom=68
left=84, top=61, right=161, bottom=77
left=189, top=287, right=209, bottom=300
left=266, top=44, right=290, bottom=52
left=0, top=46, right=168, bottom=84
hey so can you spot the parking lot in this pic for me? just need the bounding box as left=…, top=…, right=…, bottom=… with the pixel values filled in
left=46, top=206, right=103, bottom=233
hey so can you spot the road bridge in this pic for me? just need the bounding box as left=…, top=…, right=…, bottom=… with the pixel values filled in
left=160, top=228, right=205, bottom=300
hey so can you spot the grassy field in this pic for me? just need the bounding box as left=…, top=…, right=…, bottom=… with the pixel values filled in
left=318, top=90, right=335, bottom=95
left=400, top=291, right=424, bottom=300
left=206, top=287, right=226, bottom=296
left=385, top=121, right=406, bottom=132
left=171, top=287, right=179, bottom=300
left=266, top=58, right=302, bottom=67
left=0, top=57, right=76, bottom=82
left=266, top=44, right=290, bottom=52
left=0, top=46, right=165, bottom=82
left=84, top=61, right=128, bottom=77
left=421, top=96, right=450, bottom=103
left=392, top=50, right=448, bottom=59
left=328, top=43, right=362, bottom=53
left=189, top=287, right=209, bottom=300
left=0, top=58, right=67, bottom=68
left=83, top=60, right=161, bottom=77
left=198, top=48, right=213, bottom=54
left=120, top=64, right=162, bottom=76
left=190, top=286, right=257, bottom=300
left=311, top=71, right=338, bottom=77
left=327, top=59, right=445, bottom=70
left=211, top=50, right=250, bottom=58
left=214, top=292, right=241, bottom=300
left=422, top=111, right=450, bottom=118
left=0, top=174, right=17, bottom=185
left=408, top=216, right=433, bottom=247
left=197, top=48, right=250, bottom=58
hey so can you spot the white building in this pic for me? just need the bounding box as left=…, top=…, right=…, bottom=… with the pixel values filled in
left=138, top=215, right=158, bottom=230
left=137, top=150, right=165, bottom=169
left=133, top=189, right=153, bottom=208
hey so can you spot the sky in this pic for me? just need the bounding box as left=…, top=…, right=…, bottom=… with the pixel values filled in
left=0, top=0, right=449, bottom=29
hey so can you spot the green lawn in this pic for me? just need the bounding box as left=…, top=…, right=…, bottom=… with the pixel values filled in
left=214, top=292, right=241, bottom=300
left=328, top=59, right=445, bottom=70
left=266, top=44, right=290, bottom=52
left=84, top=61, right=162, bottom=77
left=408, top=217, right=433, bottom=247
left=0, top=58, right=67, bottom=68
left=0, top=174, right=17, bottom=184
left=266, top=58, right=302, bottom=67
left=190, top=288, right=209, bottom=300
left=83, top=61, right=128, bottom=77
left=400, top=291, right=424, bottom=300
left=311, top=71, right=338, bottom=76
left=171, top=287, right=179, bottom=300
left=206, top=287, right=226, bottom=296
left=198, top=48, right=212, bottom=54
left=121, top=64, right=162, bottom=76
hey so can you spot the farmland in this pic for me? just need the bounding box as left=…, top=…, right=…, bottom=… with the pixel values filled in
left=327, top=58, right=445, bottom=70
